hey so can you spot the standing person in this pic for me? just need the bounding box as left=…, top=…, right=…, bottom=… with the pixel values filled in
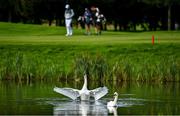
left=90, top=6, right=100, bottom=35
left=83, top=8, right=92, bottom=35
left=95, top=12, right=106, bottom=35
left=64, top=4, right=74, bottom=36
left=77, top=16, right=85, bottom=29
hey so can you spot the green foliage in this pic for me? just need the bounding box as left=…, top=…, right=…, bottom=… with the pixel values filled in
left=74, top=53, right=92, bottom=78
left=0, top=22, right=180, bottom=82
left=141, top=0, right=180, bottom=6
left=1, top=0, right=180, bottom=31
left=73, top=53, right=108, bottom=81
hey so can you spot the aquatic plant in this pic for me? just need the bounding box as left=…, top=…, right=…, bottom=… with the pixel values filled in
left=73, top=53, right=108, bottom=81
left=73, top=53, right=92, bottom=79
left=0, top=51, right=180, bottom=83
left=91, top=54, right=108, bottom=81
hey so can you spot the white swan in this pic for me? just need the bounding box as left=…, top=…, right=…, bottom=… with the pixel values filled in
left=107, top=107, right=118, bottom=116
left=54, top=74, right=108, bottom=101
left=107, top=92, right=118, bottom=107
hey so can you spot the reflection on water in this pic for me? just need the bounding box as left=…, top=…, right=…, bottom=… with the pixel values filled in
left=0, top=81, right=179, bottom=115
left=50, top=98, right=138, bottom=116
left=52, top=100, right=108, bottom=116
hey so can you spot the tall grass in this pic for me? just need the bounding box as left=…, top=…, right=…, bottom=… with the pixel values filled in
left=73, top=53, right=108, bottom=81
left=0, top=52, right=179, bottom=82
left=0, top=52, right=66, bottom=81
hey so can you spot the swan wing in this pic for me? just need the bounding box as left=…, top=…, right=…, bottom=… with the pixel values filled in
left=107, top=101, right=114, bottom=107
left=54, top=87, right=80, bottom=100
left=90, top=86, right=108, bottom=100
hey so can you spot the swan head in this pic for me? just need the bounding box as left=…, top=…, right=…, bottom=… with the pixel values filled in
left=114, top=92, right=118, bottom=97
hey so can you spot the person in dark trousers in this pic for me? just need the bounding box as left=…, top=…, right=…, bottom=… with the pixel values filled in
left=95, top=11, right=106, bottom=35
left=83, top=8, right=92, bottom=35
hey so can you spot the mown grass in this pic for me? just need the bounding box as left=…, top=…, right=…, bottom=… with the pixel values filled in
left=0, top=22, right=180, bottom=82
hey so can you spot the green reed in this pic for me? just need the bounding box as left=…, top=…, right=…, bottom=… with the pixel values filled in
left=0, top=52, right=66, bottom=81
left=73, top=53, right=108, bottom=81
left=0, top=52, right=179, bottom=82
left=72, top=53, right=180, bottom=82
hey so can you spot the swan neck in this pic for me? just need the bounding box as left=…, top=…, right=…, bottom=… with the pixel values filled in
left=82, top=75, right=87, bottom=90
left=114, top=95, right=118, bottom=103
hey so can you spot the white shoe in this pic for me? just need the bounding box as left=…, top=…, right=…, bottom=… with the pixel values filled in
left=65, top=34, right=69, bottom=36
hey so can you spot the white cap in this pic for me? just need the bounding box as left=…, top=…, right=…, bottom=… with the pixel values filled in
left=65, top=4, right=70, bottom=9
left=96, top=8, right=99, bottom=12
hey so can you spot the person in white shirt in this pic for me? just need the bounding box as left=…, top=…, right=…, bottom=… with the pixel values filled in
left=64, top=4, right=74, bottom=36
left=95, top=11, right=106, bottom=35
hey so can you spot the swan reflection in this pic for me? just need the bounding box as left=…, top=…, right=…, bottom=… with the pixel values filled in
left=53, top=101, right=108, bottom=116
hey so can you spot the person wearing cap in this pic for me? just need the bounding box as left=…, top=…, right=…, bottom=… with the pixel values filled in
left=95, top=11, right=106, bottom=35
left=64, top=4, right=74, bottom=36
left=90, top=6, right=102, bottom=35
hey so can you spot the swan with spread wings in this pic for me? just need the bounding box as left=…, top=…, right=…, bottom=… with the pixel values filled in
left=54, top=74, right=108, bottom=101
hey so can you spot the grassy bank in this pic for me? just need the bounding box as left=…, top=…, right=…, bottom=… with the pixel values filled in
left=0, top=22, right=180, bottom=82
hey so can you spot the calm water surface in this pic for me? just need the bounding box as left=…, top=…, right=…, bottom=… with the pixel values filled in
left=0, top=81, right=179, bottom=115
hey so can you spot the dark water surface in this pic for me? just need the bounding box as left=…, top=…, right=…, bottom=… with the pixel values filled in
left=0, top=80, right=179, bottom=115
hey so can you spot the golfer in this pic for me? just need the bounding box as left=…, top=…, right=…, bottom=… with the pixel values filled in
left=84, top=8, right=92, bottom=35
left=64, top=4, right=74, bottom=36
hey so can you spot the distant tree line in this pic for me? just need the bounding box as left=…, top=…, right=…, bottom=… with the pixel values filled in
left=0, top=0, right=180, bottom=31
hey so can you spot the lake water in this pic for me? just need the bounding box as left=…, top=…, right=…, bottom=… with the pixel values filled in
left=0, top=80, right=179, bottom=115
